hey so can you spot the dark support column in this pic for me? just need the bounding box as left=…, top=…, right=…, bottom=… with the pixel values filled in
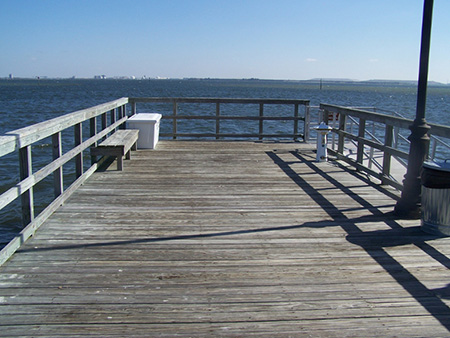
left=395, top=0, right=433, bottom=218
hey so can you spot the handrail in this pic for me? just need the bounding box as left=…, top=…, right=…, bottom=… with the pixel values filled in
left=320, top=103, right=450, bottom=191
left=374, top=107, right=450, bottom=161
left=0, top=98, right=128, bottom=265
left=3, top=97, right=447, bottom=265
left=129, top=97, right=310, bottom=105
left=1, top=96, right=310, bottom=264
left=0, top=98, right=129, bottom=156
left=322, top=104, right=450, bottom=138
left=129, top=97, right=310, bottom=141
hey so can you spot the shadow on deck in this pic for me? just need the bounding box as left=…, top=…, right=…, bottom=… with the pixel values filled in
left=268, top=149, right=450, bottom=332
left=0, top=140, right=449, bottom=337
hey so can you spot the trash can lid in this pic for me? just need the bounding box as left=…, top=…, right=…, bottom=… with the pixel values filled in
left=129, top=113, right=162, bottom=122
left=423, top=160, right=450, bottom=172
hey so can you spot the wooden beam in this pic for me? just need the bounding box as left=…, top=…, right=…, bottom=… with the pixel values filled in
left=74, top=123, right=83, bottom=178
left=52, top=132, right=63, bottom=197
left=19, top=146, right=34, bottom=226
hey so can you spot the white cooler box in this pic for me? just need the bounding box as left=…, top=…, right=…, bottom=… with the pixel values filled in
left=127, top=113, right=162, bottom=149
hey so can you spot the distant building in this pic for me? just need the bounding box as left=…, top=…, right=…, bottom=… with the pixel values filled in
left=94, top=75, right=106, bottom=79
left=9, top=74, right=13, bottom=79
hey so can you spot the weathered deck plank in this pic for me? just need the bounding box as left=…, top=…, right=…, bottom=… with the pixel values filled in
left=0, top=140, right=449, bottom=337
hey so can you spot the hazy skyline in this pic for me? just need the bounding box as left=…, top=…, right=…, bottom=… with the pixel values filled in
left=1, top=0, right=449, bottom=83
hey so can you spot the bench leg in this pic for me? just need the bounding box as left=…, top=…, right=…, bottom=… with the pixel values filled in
left=125, top=150, right=131, bottom=160
left=117, top=156, right=124, bottom=171
left=132, top=141, right=137, bottom=151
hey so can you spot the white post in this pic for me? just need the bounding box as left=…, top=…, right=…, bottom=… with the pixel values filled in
left=314, top=122, right=332, bottom=162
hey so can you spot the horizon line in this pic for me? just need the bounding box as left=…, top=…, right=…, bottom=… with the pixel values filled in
left=2, top=76, right=449, bottom=86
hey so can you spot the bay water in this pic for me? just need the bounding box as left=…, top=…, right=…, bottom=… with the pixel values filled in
left=1, top=78, right=449, bottom=246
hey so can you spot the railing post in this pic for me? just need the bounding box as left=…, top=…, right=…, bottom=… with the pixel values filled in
left=173, top=101, right=178, bottom=140
left=110, top=108, right=116, bottom=132
left=319, top=108, right=325, bottom=124
left=74, top=123, right=83, bottom=178
left=259, top=103, right=264, bottom=140
left=357, top=118, right=366, bottom=164
left=331, top=112, right=338, bottom=151
left=382, top=125, right=394, bottom=183
left=294, top=103, right=299, bottom=141
left=119, top=105, right=126, bottom=129
left=131, top=101, right=136, bottom=116
left=321, top=109, right=334, bottom=150
left=393, top=126, right=399, bottom=149
left=19, top=146, right=34, bottom=226
left=304, top=103, right=310, bottom=142
left=337, top=114, right=347, bottom=155
left=52, top=132, right=63, bottom=196
left=367, top=122, right=376, bottom=169
left=216, top=102, right=220, bottom=140
left=430, top=138, right=437, bottom=160
left=101, top=112, right=107, bottom=141
left=90, top=116, right=97, bottom=165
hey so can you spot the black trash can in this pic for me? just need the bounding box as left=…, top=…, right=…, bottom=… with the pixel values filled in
left=421, top=160, right=450, bottom=236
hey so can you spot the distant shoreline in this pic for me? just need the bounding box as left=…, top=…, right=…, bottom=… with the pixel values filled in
left=1, top=77, right=449, bottom=88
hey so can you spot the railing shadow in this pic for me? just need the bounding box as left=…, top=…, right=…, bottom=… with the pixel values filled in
left=267, top=149, right=450, bottom=331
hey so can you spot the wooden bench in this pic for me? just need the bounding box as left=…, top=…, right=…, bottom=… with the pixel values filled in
left=91, top=129, right=139, bottom=171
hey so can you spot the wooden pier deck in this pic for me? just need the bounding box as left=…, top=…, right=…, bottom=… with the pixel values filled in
left=1, top=140, right=449, bottom=337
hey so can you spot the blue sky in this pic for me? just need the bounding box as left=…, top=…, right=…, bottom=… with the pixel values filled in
left=1, top=0, right=449, bottom=83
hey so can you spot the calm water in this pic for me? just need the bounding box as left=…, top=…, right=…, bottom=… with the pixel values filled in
left=1, top=78, right=449, bottom=246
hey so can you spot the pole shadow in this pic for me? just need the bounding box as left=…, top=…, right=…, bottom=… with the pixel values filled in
left=266, top=149, right=450, bottom=331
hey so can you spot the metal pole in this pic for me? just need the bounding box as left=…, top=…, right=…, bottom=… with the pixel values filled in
left=394, top=0, right=433, bottom=218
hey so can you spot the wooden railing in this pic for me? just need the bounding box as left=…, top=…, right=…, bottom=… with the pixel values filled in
left=0, top=98, right=128, bottom=264
left=10, top=98, right=445, bottom=263
left=129, top=97, right=311, bottom=140
left=320, top=103, right=450, bottom=190
left=0, top=96, right=311, bottom=264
